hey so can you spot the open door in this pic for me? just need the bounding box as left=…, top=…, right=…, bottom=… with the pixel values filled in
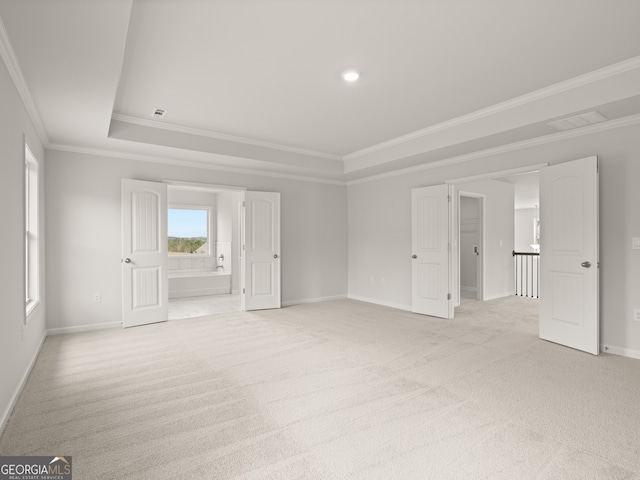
left=241, top=191, right=281, bottom=311
left=121, top=179, right=168, bottom=328
left=539, top=157, right=599, bottom=354
left=411, top=184, right=453, bottom=318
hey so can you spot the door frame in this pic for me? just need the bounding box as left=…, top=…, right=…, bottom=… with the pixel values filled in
left=457, top=192, right=485, bottom=304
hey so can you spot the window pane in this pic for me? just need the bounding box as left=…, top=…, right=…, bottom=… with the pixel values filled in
left=168, top=208, right=209, bottom=255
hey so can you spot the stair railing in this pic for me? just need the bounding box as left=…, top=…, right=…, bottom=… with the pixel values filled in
left=513, top=251, right=540, bottom=298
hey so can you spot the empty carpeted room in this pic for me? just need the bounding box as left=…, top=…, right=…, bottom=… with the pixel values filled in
left=2, top=1, right=640, bottom=479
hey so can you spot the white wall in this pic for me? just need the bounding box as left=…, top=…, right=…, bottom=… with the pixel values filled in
left=45, top=151, right=348, bottom=331
left=348, top=123, right=640, bottom=356
left=0, top=59, right=46, bottom=432
left=515, top=207, right=539, bottom=253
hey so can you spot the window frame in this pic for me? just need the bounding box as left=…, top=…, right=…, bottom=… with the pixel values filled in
left=167, top=204, right=212, bottom=257
left=25, top=143, right=40, bottom=321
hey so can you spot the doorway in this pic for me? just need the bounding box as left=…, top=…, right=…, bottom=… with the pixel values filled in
left=450, top=159, right=598, bottom=355
left=459, top=194, right=483, bottom=301
left=166, top=184, right=243, bottom=320
left=122, top=179, right=282, bottom=327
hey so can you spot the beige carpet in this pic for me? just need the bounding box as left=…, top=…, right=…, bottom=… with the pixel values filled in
left=2, top=297, right=640, bottom=479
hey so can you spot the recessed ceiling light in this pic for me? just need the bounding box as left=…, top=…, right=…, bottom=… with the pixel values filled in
left=342, top=70, right=360, bottom=82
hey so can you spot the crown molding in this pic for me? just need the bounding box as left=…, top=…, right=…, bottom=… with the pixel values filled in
left=347, top=113, right=640, bottom=186
left=163, top=180, right=247, bottom=192
left=0, top=16, right=49, bottom=146
left=47, top=112, right=640, bottom=187
left=344, top=55, right=640, bottom=162
left=111, top=113, right=342, bottom=162
left=46, top=143, right=347, bottom=186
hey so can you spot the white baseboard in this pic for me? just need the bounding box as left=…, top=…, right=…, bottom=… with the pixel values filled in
left=47, top=321, right=122, bottom=336
left=461, top=286, right=477, bottom=295
left=347, top=294, right=412, bottom=312
left=0, top=330, right=47, bottom=437
left=601, top=344, right=640, bottom=360
left=282, top=294, right=347, bottom=307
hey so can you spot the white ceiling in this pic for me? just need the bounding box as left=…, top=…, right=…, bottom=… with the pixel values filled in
left=2, top=0, right=640, bottom=182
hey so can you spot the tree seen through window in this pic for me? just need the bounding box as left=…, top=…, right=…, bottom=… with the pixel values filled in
left=168, top=208, right=209, bottom=255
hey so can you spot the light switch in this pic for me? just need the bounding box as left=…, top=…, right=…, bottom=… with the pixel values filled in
left=633, top=237, right=640, bottom=249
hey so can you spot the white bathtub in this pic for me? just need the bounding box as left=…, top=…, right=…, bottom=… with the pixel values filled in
left=168, top=270, right=231, bottom=299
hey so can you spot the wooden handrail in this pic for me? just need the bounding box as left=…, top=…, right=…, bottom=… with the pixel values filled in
left=512, top=250, right=540, bottom=256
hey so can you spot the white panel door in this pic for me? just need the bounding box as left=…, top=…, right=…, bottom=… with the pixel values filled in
left=121, top=179, right=168, bottom=328
left=411, top=184, right=453, bottom=318
left=540, top=157, right=599, bottom=354
left=241, top=191, right=281, bottom=311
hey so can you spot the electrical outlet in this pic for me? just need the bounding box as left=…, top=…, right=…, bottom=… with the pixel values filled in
left=634, top=309, right=640, bottom=322
left=92, top=293, right=101, bottom=303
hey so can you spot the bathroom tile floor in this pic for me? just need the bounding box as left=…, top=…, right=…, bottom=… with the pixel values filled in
left=168, top=293, right=241, bottom=320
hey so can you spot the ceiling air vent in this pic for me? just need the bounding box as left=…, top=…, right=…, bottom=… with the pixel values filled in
left=151, top=108, right=167, bottom=119
left=548, top=111, right=607, bottom=131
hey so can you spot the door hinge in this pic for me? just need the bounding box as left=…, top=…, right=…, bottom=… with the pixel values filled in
left=447, top=194, right=451, bottom=203
left=448, top=243, right=451, bottom=251
left=447, top=293, right=452, bottom=300
left=242, top=201, right=245, bottom=207
left=243, top=288, right=245, bottom=294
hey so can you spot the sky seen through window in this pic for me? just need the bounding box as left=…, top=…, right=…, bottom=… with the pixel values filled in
left=168, top=209, right=207, bottom=237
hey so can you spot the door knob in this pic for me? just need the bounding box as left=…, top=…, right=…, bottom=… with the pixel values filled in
left=412, top=254, right=417, bottom=259
left=273, top=254, right=278, bottom=259
left=581, top=261, right=591, bottom=268
left=123, top=258, right=132, bottom=264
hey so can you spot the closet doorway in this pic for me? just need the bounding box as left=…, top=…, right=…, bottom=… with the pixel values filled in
left=458, top=194, right=483, bottom=301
